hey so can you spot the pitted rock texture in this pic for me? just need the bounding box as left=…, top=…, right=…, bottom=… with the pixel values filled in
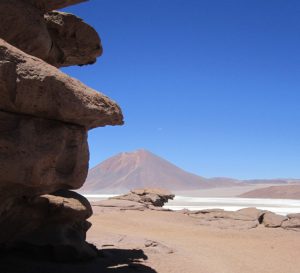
left=0, top=0, right=53, bottom=63
left=0, top=39, right=123, bottom=129
left=0, top=0, right=102, bottom=67
left=0, top=110, right=89, bottom=196
left=45, top=11, right=102, bottom=67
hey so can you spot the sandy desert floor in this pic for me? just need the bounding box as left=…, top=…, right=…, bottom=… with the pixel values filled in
left=88, top=208, right=300, bottom=273
left=1, top=207, right=299, bottom=273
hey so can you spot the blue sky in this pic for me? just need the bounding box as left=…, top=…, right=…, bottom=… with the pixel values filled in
left=63, top=0, right=300, bottom=179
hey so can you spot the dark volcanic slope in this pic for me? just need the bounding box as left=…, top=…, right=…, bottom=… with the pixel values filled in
left=81, top=149, right=240, bottom=193
left=239, top=185, right=300, bottom=199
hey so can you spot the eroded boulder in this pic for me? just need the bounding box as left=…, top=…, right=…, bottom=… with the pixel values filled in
left=281, top=218, right=300, bottom=231
left=0, top=110, right=89, bottom=197
left=45, top=11, right=102, bottom=67
left=0, top=0, right=102, bottom=67
left=281, top=214, right=300, bottom=231
left=0, top=39, right=123, bottom=129
left=263, top=212, right=287, bottom=228
left=287, top=213, right=300, bottom=219
left=112, top=188, right=175, bottom=207
left=185, top=207, right=264, bottom=230
left=92, top=189, right=175, bottom=212
left=0, top=190, right=97, bottom=261
left=0, top=0, right=55, bottom=62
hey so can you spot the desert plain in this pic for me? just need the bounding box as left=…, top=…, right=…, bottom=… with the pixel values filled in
left=88, top=207, right=300, bottom=273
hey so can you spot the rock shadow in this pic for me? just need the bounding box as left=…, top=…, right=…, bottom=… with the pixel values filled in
left=0, top=247, right=157, bottom=273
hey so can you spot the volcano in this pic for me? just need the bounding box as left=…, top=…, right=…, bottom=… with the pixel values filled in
left=81, top=149, right=241, bottom=193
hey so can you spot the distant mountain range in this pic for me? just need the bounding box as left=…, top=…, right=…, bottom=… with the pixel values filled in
left=81, top=149, right=299, bottom=194
left=239, top=185, right=300, bottom=199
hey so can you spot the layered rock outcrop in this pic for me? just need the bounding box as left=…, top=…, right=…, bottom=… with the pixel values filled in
left=111, top=188, right=175, bottom=207
left=92, top=188, right=175, bottom=211
left=183, top=207, right=265, bottom=230
left=0, top=0, right=101, bottom=67
left=0, top=39, right=121, bottom=129
left=182, top=207, right=300, bottom=231
left=93, top=190, right=300, bottom=232
left=0, top=0, right=123, bottom=260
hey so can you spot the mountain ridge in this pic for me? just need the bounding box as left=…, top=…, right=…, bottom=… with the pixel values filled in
left=81, top=149, right=237, bottom=193
left=81, top=149, right=300, bottom=193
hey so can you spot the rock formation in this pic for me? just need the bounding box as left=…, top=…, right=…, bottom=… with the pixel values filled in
left=262, top=212, right=287, bottom=228
left=93, top=190, right=300, bottom=232
left=92, top=188, right=175, bottom=211
left=0, top=0, right=101, bottom=67
left=111, top=188, right=175, bottom=207
left=181, top=207, right=300, bottom=231
left=0, top=0, right=123, bottom=260
left=179, top=207, right=265, bottom=230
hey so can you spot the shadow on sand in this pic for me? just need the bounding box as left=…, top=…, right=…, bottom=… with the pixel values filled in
left=0, top=247, right=157, bottom=273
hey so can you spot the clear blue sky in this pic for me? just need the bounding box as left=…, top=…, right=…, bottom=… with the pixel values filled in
left=63, top=0, right=300, bottom=179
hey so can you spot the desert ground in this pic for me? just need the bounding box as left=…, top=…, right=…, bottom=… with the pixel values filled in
left=1, top=189, right=300, bottom=273
left=88, top=208, right=300, bottom=273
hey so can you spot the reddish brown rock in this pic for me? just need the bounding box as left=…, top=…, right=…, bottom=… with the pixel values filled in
left=0, top=0, right=53, bottom=62
left=92, top=199, right=147, bottom=211
left=111, top=188, right=175, bottom=207
left=0, top=0, right=123, bottom=262
left=281, top=218, right=300, bottom=231
left=263, top=212, right=287, bottom=228
left=0, top=110, right=89, bottom=197
left=287, top=213, right=300, bottom=219
left=0, top=39, right=123, bottom=129
left=91, top=189, right=174, bottom=212
left=233, top=207, right=265, bottom=221
left=45, top=11, right=102, bottom=67
left=82, top=149, right=241, bottom=193
left=186, top=207, right=264, bottom=230
left=0, top=190, right=97, bottom=260
left=0, top=1, right=102, bottom=67
left=188, top=207, right=264, bottom=221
